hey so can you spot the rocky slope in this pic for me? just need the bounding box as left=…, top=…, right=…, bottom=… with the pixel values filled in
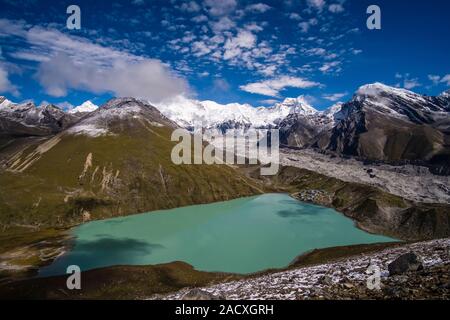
left=0, top=99, right=80, bottom=137
left=247, top=165, right=450, bottom=241
left=280, top=148, right=450, bottom=204
left=158, top=238, right=450, bottom=300
left=319, top=84, right=450, bottom=173
left=0, top=98, right=263, bottom=229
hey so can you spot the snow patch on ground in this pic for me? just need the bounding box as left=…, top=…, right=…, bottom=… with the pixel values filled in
left=67, top=124, right=109, bottom=137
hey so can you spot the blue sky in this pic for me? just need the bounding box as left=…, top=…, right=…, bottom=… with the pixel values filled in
left=0, top=0, right=449, bottom=110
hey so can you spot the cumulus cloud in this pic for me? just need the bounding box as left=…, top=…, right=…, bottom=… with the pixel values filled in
left=395, top=73, right=421, bottom=90
left=245, top=3, right=272, bottom=13
left=178, top=1, right=201, bottom=13
left=441, top=74, right=450, bottom=86
left=323, top=92, right=347, bottom=101
left=288, top=13, right=302, bottom=20
left=223, top=30, right=257, bottom=60
left=307, top=0, right=326, bottom=11
left=36, top=53, right=189, bottom=102
left=0, top=19, right=190, bottom=102
left=428, top=74, right=450, bottom=86
left=298, top=18, right=318, bottom=33
left=319, top=61, right=341, bottom=73
left=204, top=0, right=237, bottom=16
left=328, top=3, right=344, bottom=13
left=240, top=76, right=321, bottom=97
left=428, top=74, right=441, bottom=85
left=403, top=79, right=421, bottom=90
left=0, top=44, right=19, bottom=95
left=0, top=65, right=19, bottom=96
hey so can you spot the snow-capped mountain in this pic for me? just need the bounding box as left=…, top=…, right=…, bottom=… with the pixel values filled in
left=321, top=83, right=450, bottom=172
left=154, top=95, right=320, bottom=131
left=68, top=101, right=99, bottom=114
left=0, top=96, right=13, bottom=109
left=1, top=83, right=449, bottom=170
left=67, top=98, right=176, bottom=137
left=0, top=98, right=78, bottom=136
left=353, top=82, right=450, bottom=124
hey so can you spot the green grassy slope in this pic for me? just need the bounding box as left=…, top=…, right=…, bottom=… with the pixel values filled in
left=0, top=119, right=263, bottom=229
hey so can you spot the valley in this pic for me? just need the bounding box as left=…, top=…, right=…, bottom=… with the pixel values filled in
left=0, top=83, right=449, bottom=299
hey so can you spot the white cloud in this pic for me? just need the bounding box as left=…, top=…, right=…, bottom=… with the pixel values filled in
left=288, top=13, right=302, bottom=20
left=319, top=61, right=341, bottom=73
left=240, top=76, right=321, bottom=97
left=428, top=74, right=450, bottom=86
left=223, top=30, right=257, bottom=60
left=245, top=3, right=272, bottom=13
left=204, top=0, right=237, bottom=16
left=192, top=14, right=208, bottom=23
left=441, top=74, right=450, bottom=86
left=428, top=74, right=441, bottom=85
left=179, top=1, right=201, bottom=13
left=396, top=73, right=421, bottom=90
left=328, top=4, right=344, bottom=13
left=323, top=92, right=347, bottom=101
left=0, top=65, right=19, bottom=96
left=298, top=18, right=318, bottom=33
left=307, top=0, right=326, bottom=11
left=191, top=41, right=213, bottom=56
left=298, top=22, right=310, bottom=33
left=403, top=78, right=421, bottom=90
left=303, top=47, right=326, bottom=56
left=0, top=19, right=190, bottom=102
left=210, top=16, right=236, bottom=33
left=36, top=53, right=189, bottom=102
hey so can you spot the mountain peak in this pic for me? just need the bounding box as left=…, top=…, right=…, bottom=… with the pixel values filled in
left=440, top=90, right=450, bottom=98
left=323, top=102, right=343, bottom=117
left=68, top=100, right=99, bottom=114
left=276, top=96, right=317, bottom=115
left=356, top=82, right=414, bottom=96
left=0, top=96, right=13, bottom=108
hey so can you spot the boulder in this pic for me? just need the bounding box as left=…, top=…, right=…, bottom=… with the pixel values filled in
left=388, top=252, right=423, bottom=276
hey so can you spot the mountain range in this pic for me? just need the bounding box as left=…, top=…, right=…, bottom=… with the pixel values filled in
left=1, top=83, right=449, bottom=169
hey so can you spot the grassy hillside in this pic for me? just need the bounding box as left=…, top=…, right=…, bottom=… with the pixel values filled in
left=0, top=118, right=263, bottom=230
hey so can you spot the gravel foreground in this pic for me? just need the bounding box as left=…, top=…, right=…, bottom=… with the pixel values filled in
left=154, top=238, right=450, bottom=300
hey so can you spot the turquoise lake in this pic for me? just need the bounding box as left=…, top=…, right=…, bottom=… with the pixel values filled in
left=40, top=194, right=395, bottom=276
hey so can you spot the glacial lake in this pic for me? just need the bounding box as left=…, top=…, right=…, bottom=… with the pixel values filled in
left=39, top=194, right=395, bottom=276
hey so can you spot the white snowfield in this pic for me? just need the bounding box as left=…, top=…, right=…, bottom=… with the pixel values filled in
left=68, top=100, right=99, bottom=114
left=154, top=95, right=339, bottom=129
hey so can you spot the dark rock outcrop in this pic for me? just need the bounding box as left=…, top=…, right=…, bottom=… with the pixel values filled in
left=388, top=252, right=424, bottom=275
